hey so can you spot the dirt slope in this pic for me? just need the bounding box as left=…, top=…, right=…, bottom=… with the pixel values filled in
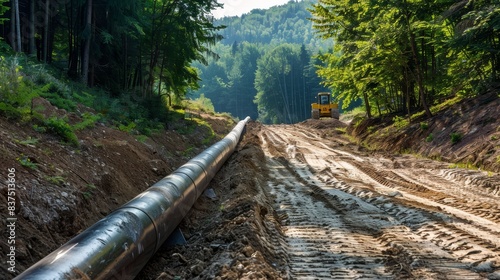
left=0, top=99, right=235, bottom=278
left=349, top=93, right=500, bottom=172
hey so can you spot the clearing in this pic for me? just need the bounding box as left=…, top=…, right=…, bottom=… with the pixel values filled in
left=1, top=95, right=499, bottom=279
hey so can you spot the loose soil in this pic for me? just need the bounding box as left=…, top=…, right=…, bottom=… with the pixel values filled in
left=1, top=94, right=499, bottom=279
left=0, top=98, right=235, bottom=278
left=137, top=117, right=499, bottom=279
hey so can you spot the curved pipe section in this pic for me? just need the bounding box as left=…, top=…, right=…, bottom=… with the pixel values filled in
left=15, top=117, right=251, bottom=280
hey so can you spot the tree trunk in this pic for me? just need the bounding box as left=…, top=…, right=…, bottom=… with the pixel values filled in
left=43, top=0, right=49, bottom=62
left=14, top=0, right=21, bottom=52
left=81, top=0, right=92, bottom=85
left=9, top=0, right=15, bottom=50
left=29, top=0, right=36, bottom=54
left=363, top=90, right=371, bottom=119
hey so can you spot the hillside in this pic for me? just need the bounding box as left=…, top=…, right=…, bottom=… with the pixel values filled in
left=192, top=1, right=332, bottom=123
left=1, top=0, right=499, bottom=277
left=215, top=0, right=330, bottom=51
left=0, top=96, right=235, bottom=277
left=348, top=93, right=500, bottom=173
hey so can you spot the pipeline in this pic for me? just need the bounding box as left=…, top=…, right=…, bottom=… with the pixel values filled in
left=15, top=117, right=251, bottom=280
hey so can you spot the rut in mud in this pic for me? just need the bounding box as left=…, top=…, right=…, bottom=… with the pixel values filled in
left=139, top=119, right=500, bottom=279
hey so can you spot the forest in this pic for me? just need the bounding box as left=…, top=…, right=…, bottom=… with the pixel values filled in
left=0, top=0, right=223, bottom=133
left=191, top=0, right=332, bottom=124
left=310, top=0, right=500, bottom=120
left=190, top=0, right=500, bottom=124
left=1, top=0, right=499, bottom=126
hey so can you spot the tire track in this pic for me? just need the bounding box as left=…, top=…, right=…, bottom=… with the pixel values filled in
left=261, top=124, right=500, bottom=279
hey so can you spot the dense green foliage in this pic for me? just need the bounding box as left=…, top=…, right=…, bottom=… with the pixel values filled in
left=217, top=0, right=330, bottom=50
left=255, top=44, right=316, bottom=123
left=310, top=0, right=500, bottom=119
left=192, top=0, right=331, bottom=123
left=0, top=0, right=221, bottom=99
left=0, top=0, right=8, bottom=26
left=0, top=55, right=167, bottom=144
left=0, top=0, right=224, bottom=142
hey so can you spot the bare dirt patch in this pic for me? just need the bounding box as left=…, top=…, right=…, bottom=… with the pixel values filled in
left=136, top=121, right=287, bottom=279
left=2, top=94, right=499, bottom=279
left=0, top=99, right=234, bottom=279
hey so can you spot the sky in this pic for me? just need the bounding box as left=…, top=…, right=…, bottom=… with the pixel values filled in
left=211, top=0, right=291, bottom=19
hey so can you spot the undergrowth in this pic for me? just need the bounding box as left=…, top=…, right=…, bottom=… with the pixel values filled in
left=0, top=54, right=190, bottom=144
left=1, top=53, right=234, bottom=153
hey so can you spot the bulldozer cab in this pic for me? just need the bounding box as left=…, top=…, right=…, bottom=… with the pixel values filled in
left=319, top=94, right=330, bottom=105
left=311, top=92, right=339, bottom=119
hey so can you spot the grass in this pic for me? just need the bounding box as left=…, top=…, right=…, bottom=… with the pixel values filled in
left=73, top=112, right=102, bottom=131
left=136, top=135, right=148, bottom=143
left=44, top=175, right=66, bottom=185
left=1, top=53, right=228, bottom=166
left=448, top=161, right=479, bottom=170
left=182, top=146, right=195, bottom=157
left=420, top=122, right=429, bottom=130
left=17, top=155, right=38, bottom=170
left=393, top=115, right=410, bottom=129
left=335, top=127, right=347, bottom=134
left=18, top=137, right=39, bottom=146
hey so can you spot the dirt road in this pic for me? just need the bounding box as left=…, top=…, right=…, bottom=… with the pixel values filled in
left=139, top=120, right=500, bottom=279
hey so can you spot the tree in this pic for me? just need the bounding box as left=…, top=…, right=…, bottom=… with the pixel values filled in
left=310, top=0, right=457, bottom=119
left=0, top=0, right=8, bottom=27
left=81, top=0, right=92, bottom=85
left=447, top=0, right=500, bottom=91
left=254, top=44, right=310, bottom=124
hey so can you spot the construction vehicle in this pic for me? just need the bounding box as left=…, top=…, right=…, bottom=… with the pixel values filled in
left=311, top=92, right=339, bottom=119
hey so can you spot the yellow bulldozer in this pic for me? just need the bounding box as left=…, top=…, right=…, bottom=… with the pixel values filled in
left=311, top=92, right=339, bottom=119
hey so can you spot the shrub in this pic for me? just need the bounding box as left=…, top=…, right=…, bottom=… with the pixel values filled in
left=44, top=175, right=66, bottom=185
left=17, top=155, right=38, bottom=170
left=425, top=133, right=434, bottom=142
left=450, top=132, right=462, bottom=145
left=74, top=112, right=101, bottom=131
left=118, top=121, right=137, bottom=133
left=420, top=122, right=429, bottom=130
left=393, top=115, right=409, bottom=129
left=19, top=137, right=39, bottom=146
left=45, top=117, right=79, bottom=146
left=83, top=184, right=97, bottom=200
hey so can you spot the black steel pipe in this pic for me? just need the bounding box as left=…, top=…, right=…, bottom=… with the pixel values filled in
left=14, top=117, right=251, bottom=280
